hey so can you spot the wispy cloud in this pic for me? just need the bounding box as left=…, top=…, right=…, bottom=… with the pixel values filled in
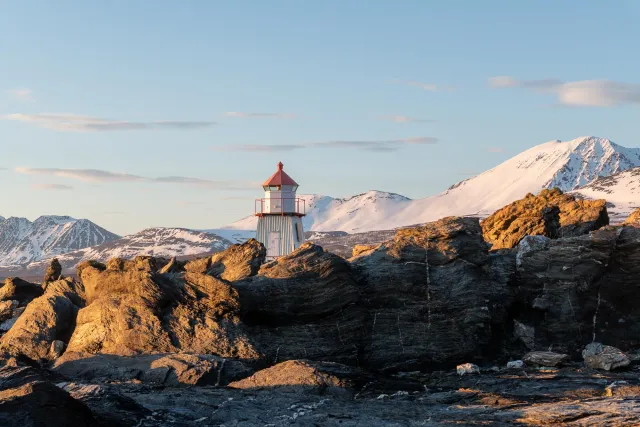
left=3, top=113, right=216, bottom=132
left=7, top=88, right=33, bottom=101
left=379, top=115, right=434, bottom=123
left=16, top=167, right=145, bottom=182
left=31, top=183, right=73, bottom=191
left=224, top=112, right=296, bottom=119
left=487, top=146, right=505, bottom=153
left=15, top=167, right=255, bottom=190
left=489, top=76, right=640, bottom=107
left=215, top=144, right=307, bottom=152
left=213, top=136, right=438, bottom=153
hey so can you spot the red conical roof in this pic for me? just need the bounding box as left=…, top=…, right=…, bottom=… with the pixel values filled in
left=263, top=161, right=298, bottom=186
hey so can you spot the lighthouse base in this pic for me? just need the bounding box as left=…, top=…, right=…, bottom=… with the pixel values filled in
left=256, top=215, right=305, bottom=260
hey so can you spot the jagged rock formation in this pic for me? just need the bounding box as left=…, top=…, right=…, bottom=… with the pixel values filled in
left=481, top=188, right=609, bottom=249
left=234, top=242, right=364, bottom=365
left=67, top=255, right=258, bottom=359
left=625, top=208, right=640, bottom=226
left=0, top=278, right=84, bottom=361
left=43, top=258, right=63, bottom=284
left=1, top=211, right=640, bottom=425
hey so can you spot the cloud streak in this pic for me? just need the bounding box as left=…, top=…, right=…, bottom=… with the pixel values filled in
left=489, top=76, right=640, bottom=107
left=31, top=183, right=73, bottom=191
left=15, top=167, right=255, bottom=190
left=4, top=113, right=216, bottom=132
left=224, top=112, right=295, bottom=119
left=213, top=136, right=438, bottom=153
left=487, top=146, right=505, bottom=153
left=393, top=79, right=438, bottom=91
left=379, top=115, right=434, bottom=123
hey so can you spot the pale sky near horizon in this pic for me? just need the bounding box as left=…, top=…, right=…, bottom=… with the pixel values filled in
left=2, top=1, right=640, bottom=235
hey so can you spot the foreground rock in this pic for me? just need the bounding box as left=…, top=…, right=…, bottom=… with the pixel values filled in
left=228, top=359, right=362, bottom=393
left=509, top=227, right=640, bottom=354
left=0, top=279, right=84, bottom=361
left=523, top=351, right=570, bottom=367
left=582, top=342, right=631, bottom=371
left=234, top=242, right=364, bottom=365
left=482, top=188, right=608, bottom=249
left=0, top=364, right=95, bottom=426
left=352, top=216, right=508, bottom=371
left=68, top=254, right=259, bottom=359
left=54, top=352, right=253, bottom=386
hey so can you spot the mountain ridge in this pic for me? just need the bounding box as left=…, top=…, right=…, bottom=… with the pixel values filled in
left=224, top=136, right=640, bottom=233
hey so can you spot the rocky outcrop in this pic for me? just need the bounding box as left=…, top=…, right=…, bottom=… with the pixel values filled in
left=0, top=277, right=43, bottom=306
left=0, top=279, right=84, bottom=361
left=624, top=208, right=640, bottom=227
left=509, top=226, right=640, bottom=354
left=351, top=244, right=380, bottom=258
left=54, top=352, right=253, bottom=386
left=208, top=239, right=266, bottom=281
left=43, top=258, right=63, bottom=284
left=352, top=216, right=508, bottom=371
left=68, top=257, right=258, bottom=359
left=482, top=188, right=609, bottom=249
left=234, top=242, right=364, bottom=365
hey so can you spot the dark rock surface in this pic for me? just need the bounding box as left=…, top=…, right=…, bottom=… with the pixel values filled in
left=352, top=217, right=508, bottom=371
left=0, top=363, right=96, bottom=427
left=234, top=242, right=364, bottom=365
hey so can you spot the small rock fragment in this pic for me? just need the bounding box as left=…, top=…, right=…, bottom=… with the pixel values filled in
left=523, top=351, right=570, bottom=367
left=456, top=363, right=480, bottom=376
left=507, top=360, right=524, bottom=369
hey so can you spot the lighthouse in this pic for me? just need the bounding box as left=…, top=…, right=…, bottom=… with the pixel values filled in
left=255, top=162, right=306, bottom=260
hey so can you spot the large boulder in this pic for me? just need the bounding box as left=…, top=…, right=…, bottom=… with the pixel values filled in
left=228, top=359, right=363, bottom=392
left=582, top=342, right=630, bottom=371
left=234, top=242, right=364, bottom=365
left=482, top=188, right=608, bottom=249
left=351, top=216, right=508, bottom=371
left=0, top=279, right=84, bottom=361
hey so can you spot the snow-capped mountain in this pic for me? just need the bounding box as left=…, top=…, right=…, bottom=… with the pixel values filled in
left=12, top=227, right=233, bottom=277
left=0, top=215, right=119, bottom=267
left=573, top=167, right=640, bottom=223
left=224, top=136, right=640, bottom=233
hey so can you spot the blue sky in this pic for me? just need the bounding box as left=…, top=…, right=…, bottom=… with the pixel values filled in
left=1, top=1, right=640, bottom=235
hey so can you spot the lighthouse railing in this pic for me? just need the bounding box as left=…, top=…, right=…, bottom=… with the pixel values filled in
left=255, top=198, right=306, bottom=216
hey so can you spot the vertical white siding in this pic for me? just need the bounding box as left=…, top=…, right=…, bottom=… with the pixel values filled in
left=257, top=215, right=305, bottom=259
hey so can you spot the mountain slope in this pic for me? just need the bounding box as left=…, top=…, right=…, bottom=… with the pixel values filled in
left=0, top=215, right=120, bottom=266
left=17, top=227, right=233, bottom=276
left=224, top=136, right=640, bottom=233
left=572, top=166, right=640, bottom=223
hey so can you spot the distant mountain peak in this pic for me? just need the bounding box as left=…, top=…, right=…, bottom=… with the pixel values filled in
left=0, top=216, right=119, bottom=267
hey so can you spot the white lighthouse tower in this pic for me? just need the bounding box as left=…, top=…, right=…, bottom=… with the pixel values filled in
left=255, top=162, right=306, bottom=260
